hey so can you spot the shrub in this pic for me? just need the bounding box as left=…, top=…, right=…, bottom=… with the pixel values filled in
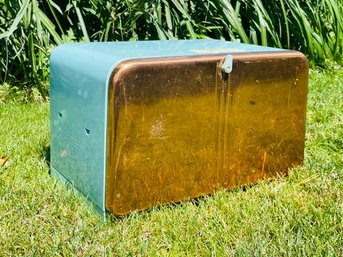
left=0, top=0, right=342, bottom=100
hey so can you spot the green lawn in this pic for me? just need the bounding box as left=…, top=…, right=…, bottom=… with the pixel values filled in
left=0, top=68, right=342, bottom=256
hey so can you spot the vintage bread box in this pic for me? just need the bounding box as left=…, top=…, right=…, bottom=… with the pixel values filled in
left=50, top=40, right=308, bottom=217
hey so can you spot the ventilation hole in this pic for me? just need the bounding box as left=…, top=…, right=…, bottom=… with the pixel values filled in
left=85, top=128, right=91, bottom=136
left=58, top=112, right=62, bottom=119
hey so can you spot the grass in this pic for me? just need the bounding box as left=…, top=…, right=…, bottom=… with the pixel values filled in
left=0, top=68, right=342, bottom=256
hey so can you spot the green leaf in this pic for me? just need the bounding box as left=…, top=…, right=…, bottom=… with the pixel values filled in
left=35, top=6, right=63, bottom=45
left=72, top=0, right=90, bottom=42
left=0, top=0, right=30, bottom=39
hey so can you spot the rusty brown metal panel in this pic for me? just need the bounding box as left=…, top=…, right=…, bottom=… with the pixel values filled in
left=106, top=52, right=308, bottom=215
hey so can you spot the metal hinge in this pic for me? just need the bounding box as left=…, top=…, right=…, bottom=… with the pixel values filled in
left=221, top=54, right=233, bottom=74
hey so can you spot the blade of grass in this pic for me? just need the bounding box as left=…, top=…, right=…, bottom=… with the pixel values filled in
left=163, top=0, right=173, bottom=31
left=280, top=0, right=290, bottom=49
left=325, top=0, right=343, bottom=58
left=46, top=0, right=65, bottom=35
left=0, top=0, right=29, bottom=39
left=213, top=0, right=250, bottom=43
left=35, top=6, right=63, bottom=45
left=72, top=0, right=90, bottom=42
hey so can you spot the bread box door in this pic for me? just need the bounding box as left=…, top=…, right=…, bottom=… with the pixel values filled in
left=105, top=51, right=308, bottom=215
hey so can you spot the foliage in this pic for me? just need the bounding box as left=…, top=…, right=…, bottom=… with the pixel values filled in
left=0, top=0, right=343, bottom=99
left=0, top=68, right=342, bottom=255
left=0, top=82, right=44, bottom=103
left=1, top=0, right=58, bottom=99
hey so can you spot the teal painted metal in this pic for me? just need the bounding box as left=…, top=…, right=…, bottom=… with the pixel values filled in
left=50, top=39, right=286, bottom=215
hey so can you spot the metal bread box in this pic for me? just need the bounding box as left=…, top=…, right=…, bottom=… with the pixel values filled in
left=50, top=40, right=308, bottom=217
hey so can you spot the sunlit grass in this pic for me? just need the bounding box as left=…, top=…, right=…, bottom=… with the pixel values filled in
left=0, top=68, right=342, bottom=256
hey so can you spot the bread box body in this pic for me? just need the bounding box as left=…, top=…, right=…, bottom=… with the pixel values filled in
left=50, top=40, right=308, bottom=217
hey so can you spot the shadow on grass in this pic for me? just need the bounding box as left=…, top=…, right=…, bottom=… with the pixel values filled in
left=41, top=144, right=51, bottom=173
left=106, top=183, right=260, bottom=223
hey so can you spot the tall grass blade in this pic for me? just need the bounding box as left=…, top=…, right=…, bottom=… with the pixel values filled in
left=213, top=0, right=250, bottom=43
left=279, top=0, right=290, bottom=49
left=0, top=0, right=29, bottom=39
left=325, top=0, right=343, bottom=59
left=35, top=6, right=63, bottom=45
left=163, top=0, right=173, bottom=31
left=72, top=0, right=90, bottom=42
left=46, top=0, right=64, bottom=34
left=253, top=0, right=282, bottom=48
